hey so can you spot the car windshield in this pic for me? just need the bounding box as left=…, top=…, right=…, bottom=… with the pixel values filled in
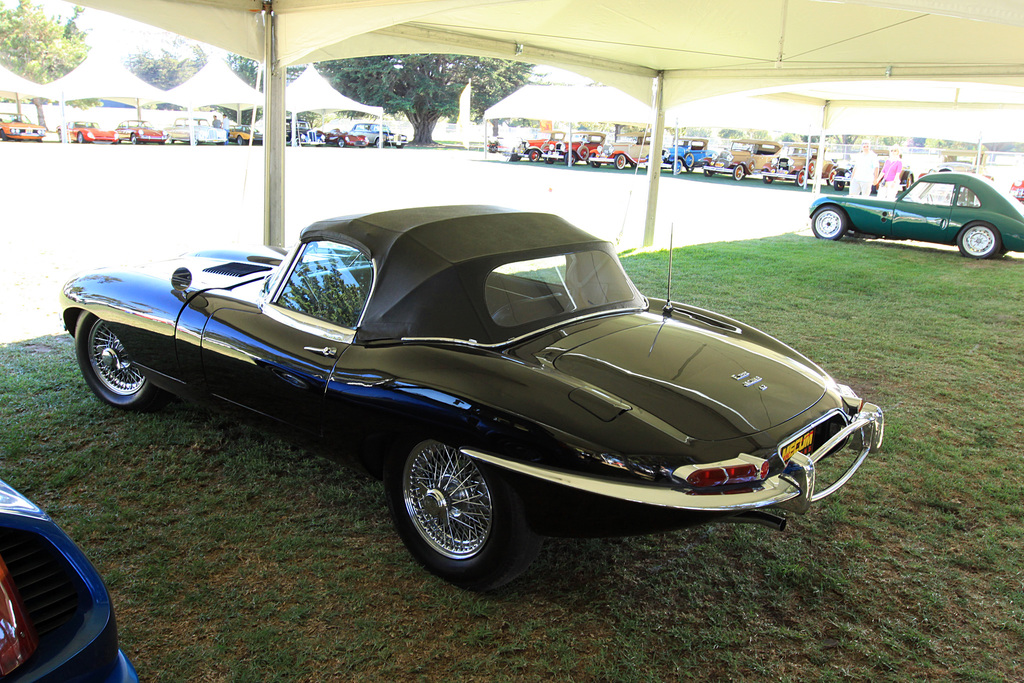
left=484, top=250, right=639, bottom=328
left=1, top=114, right=28, bottom=123
left=74, top=122, right=98, bottom=128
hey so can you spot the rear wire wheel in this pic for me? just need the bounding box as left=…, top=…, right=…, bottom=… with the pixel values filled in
left=74, top=313, right=170, bottom=411
left=384, top=439, right=541, bottom=591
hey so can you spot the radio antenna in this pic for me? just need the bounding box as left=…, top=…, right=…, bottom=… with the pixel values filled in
left=663, top=222, right=675, bottom=318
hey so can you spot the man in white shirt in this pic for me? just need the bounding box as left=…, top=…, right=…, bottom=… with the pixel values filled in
left=849, top=141, right=879, bottom=197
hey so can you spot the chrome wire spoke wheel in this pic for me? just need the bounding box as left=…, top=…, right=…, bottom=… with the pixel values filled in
left=403, top=441, right=493, bottom=559
left=88, top=321, right=145, bottom=395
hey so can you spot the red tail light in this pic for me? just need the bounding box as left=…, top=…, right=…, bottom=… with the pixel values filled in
left=0, top=554, right=39, bottom=675
left=678, top=457, right=771, bottom=488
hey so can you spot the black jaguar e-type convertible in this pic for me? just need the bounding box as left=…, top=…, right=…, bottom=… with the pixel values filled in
left=60, top=205, right=883, bottom=590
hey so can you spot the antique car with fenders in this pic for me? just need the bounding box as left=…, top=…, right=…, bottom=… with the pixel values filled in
left=810, top=172, right=1024, bottom=258
left=115, top=120, right=168, bottom=145
left=660, top=137, right=713, bottom=173
left=761, top=146, right=836, bottom=186
left=349, top=122, right=407, bottom=148
left=60, top=205, right=883, bottom=590
left=507, top=131, right=566, bottom=162
left=704, top=139, right=783, bottom=180
left=589, top=132, right=652, bottom=169
left=0, top=477, right=138, bottom=682
left=321, top=127, right=368, bottom=147
left=542, top=131, right=606, bottom=165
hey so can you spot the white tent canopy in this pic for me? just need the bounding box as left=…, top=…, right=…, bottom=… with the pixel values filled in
left=164, top=59, right=263, bottom=109
left=64, top=0, right=1024, bottom=246
left=46, top=54, right=171, bottom=105
left=286, top=66, right=383, bottom=116
left=484, top=85, right=651, bottom=125
left=0, top=63, right=56, bottom=101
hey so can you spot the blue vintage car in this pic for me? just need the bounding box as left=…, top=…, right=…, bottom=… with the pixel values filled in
left=809, top=172, right=1024, bottom=259
left=660, top=137, right=714, bottom=173
left=0, top=478, right=138, bottom=682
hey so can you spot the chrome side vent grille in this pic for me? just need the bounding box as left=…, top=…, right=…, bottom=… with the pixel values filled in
left=0, top=528, right=80, bottom=637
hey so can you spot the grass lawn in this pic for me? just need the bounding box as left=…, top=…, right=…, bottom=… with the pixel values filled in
left=1, top=234, right=1022, bottom=681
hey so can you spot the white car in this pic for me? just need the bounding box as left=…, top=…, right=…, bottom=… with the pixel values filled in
left=167, top=117, right=229, bottom=145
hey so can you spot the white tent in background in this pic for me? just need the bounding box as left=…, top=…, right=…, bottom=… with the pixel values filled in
left=0, top=63, right=57, bottom=102
left=484, top=85, right=651, bottom=125
left=164, top=59, right=263, bottom=112
left=45, top=55, right=173, bottom=142
left=285, top=66, right=383, bottom=147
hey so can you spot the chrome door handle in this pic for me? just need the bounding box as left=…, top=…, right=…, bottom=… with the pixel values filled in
left=303, top=346, right=337, bottom=357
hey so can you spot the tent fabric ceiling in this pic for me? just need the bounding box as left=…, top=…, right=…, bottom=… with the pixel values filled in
left=46, top=54, right=172, bottom=104
left=66, top=0, right=1024, bottom=107
left=0, top=64, right=57, bottom=100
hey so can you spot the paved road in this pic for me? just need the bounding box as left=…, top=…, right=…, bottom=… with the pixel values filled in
left=2, top=143, right=817, bottom=342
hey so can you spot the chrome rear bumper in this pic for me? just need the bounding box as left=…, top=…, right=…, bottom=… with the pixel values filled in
left=463, top=403, right=883, bottom=515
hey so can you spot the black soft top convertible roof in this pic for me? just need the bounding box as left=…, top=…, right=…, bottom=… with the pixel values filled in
left=299, top=205, right=645, bottom=345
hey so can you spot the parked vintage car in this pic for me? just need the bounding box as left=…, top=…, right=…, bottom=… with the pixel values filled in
left=830, top=149, right=914, bottom=193
left=115, top=120, right=168, bottom=145
left=589, top=132, right=651, bottom=169
left=60, top=205, right=883, bottom=591
left=349, top=122, right=407, bottom=148
left=508, top=131, right=566, bottom=162
left=0, top=113, right=46, bottom=142
left=227, top=125, right=257, bottom=145
left=166, top=117, right=229, bottom=145
left=55, top=122, right=118, bottom=144
left=0, top=477, right=138, bottom=682
left=542, top=131, right=606, bottom=164
left=704, top=139, right=783, bottom=180
left=809, top=172, right=1024, bottom=258
left=761, top=146, right=836, bottom=186
left=1011, top=179, right=1024, bottom=203
left=660, top=137, right=713, bottom=173
left=322, top=127, right=369, bottom=147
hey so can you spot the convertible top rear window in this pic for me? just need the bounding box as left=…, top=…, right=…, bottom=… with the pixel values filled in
left=485, top=251, right=636, bottom=327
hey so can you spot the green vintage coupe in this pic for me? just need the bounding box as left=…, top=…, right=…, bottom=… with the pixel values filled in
left=809, top=172, right=1024, bottom=259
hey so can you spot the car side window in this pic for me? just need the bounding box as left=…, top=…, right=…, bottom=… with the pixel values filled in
left=902, top=181, right=955, bottom=207
left=956, top=186, right=982, bottom=208
left=275, top=241, right=373, bottom=329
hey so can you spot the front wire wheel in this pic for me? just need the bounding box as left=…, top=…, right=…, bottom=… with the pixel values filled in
left=385, top=439, right=541, bottom=591
left=74, top=313, right=169, bottom=411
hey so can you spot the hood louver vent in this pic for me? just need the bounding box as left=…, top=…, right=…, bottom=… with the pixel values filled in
left=0, top=528, right=80, bottom=637
left=202, top=262, right=273, bottom=277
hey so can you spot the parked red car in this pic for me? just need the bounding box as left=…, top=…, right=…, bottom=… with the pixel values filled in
left=508, top=130, right=566, bottom=162
left=542, top=131, right=606, bottom=165
left=1011, top=179, right=1024, bottom=203
left=59, top=121, right=118, bottom=144
left=115, top=120, right=168, bottom=144
left=322, top=127, right=369, bottom=147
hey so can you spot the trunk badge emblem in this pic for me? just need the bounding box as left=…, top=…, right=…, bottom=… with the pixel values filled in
left=732, top=372, right=768, bottom=391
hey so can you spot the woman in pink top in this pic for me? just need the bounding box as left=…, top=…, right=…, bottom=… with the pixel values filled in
left=878, top=146, right=904, bottom=200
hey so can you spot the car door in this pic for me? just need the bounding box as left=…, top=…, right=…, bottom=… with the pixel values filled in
left=892, top=179, right=956, bottom=242
left=199, top=240, right=374, bottom=435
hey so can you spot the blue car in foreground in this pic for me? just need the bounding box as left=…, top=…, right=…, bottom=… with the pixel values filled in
left=0, top=478, right=137, bottom=682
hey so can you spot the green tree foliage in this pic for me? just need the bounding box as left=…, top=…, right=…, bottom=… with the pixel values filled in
left=0, top=0, right=89, bottom=128
left=124, top=38, right=206, bottom=90
left=317, top=55, right=533, bottom=144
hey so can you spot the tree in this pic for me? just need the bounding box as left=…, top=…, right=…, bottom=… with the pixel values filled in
left=317, top=55, right=532, bottom=144
left=124, top=39, right=206, bottom=91
left=0, top=0, right=89, bottom=128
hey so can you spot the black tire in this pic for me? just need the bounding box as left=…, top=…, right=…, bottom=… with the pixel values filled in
left=74, top=313, right=170, bottom=412
left=704, top=169, right=713, bottom=177
left=544, top=157, right=555, bottom=165
left=683, top=152, right=695, bottom=170
left=130, top=134, right=139, bottom=145
left=508, top=153, right=520, bottom=162
left=0, top=129, right=9, bottom=141
left=614, top=154, right=627, bottom=170
left=236, top=135, right=246, bottom=146
left=733, top=165, right=746, bottom=181
left=833, top=180, right=846, bottom=192
left=528, top=149, right=541, bottom=162
left=763, top=176, right=773, bottom=184
left=384, top=438, right=541, bottom=591
left=957, top=222, right=1002, bottom=259
left=589, top=161, right=601, bottom=168
left=77, top=132, right=85, bottom=144
left=811, top=205, right=849, bottom=241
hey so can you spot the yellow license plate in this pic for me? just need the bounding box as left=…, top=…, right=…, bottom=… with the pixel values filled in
left=780, top=430, right=814, bottom=461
